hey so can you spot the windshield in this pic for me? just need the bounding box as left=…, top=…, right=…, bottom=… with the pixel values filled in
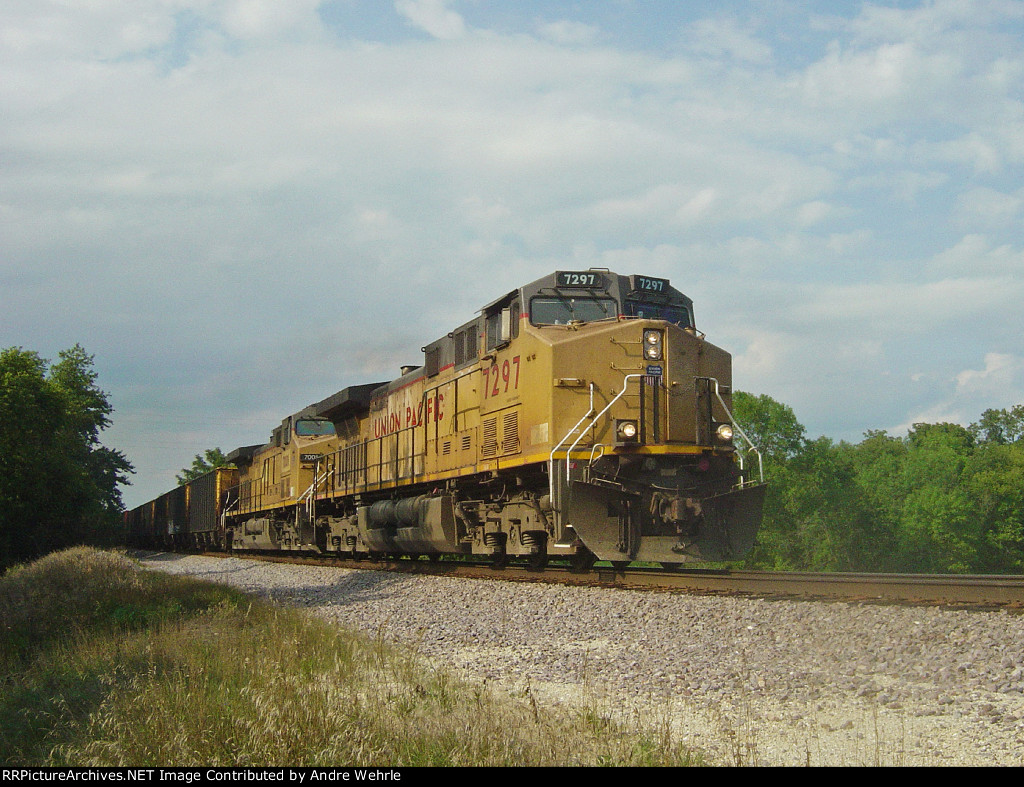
left=294, top=419, right=336, bottom=437
left=530, top=297, right=618, bottom=325
left=624, top=300, right=692, bottom=327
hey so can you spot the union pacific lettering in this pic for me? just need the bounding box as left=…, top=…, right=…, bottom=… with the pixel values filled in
left=372, top=394, right=445, bottom=438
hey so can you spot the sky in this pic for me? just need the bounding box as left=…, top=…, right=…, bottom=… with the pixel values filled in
left=3, top=0, right=1023, bottom=509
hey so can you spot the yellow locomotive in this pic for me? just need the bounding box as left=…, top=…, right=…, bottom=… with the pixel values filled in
left=128, top=269, right=764, bottom=568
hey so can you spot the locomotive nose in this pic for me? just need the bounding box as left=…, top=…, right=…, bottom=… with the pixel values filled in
left=565, top=479, right=766, bottom=564
left=676, top=483, right=766, bottom=562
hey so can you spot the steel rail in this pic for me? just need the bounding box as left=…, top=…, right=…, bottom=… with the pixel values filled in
left=176, top=550, right=1024, bottom=609
left=590, top=567, right=1024, bottom=607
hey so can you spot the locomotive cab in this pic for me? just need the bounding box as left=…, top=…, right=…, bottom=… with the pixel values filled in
left=225, top=413, right=340, bottom=551
left=291, top=416, right=337, bottom=466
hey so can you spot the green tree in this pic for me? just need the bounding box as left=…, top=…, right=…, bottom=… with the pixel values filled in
left=840, top=430, right=908, bottom=571
left=735, top=393, right=1024, bottom=574
left=0, top=345, right=133, bottom=567
left=731, top=391, right=806, bottom=464
left=733, top=392, right=830, bottom=570
left=744, top=433, right=873, bottom=571
left=964, top=442, right=1024, bottom=573
left=176, top=447, right=233, bottom=485
left=970, top=405, right=1024, bottom=445
left=897, top=422, right=977, bottom=572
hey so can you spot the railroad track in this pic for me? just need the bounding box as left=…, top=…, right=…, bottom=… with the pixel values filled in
left=185, top=550, right=1024, bottom=609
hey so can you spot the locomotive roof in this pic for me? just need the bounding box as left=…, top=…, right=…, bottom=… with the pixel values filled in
left=310, top=382, right=388, bottom=421
left=225, top=444, right=264, bottom=466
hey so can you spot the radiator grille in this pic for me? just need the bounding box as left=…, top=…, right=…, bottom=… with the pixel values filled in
left=482, top=417, right=499, bottom=457
left=502, top=410, right=520, bottom=453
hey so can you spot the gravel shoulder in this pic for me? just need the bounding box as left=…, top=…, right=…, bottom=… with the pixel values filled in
left=139, top=553, right=1024, bottom=766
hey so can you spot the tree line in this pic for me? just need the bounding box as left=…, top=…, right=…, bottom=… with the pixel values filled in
left=733, top=393, right=1024, bottom=574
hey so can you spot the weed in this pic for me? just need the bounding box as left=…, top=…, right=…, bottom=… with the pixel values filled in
left=1, top=548, right=703, bottom=767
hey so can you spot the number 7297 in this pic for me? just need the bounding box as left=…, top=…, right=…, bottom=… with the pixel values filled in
left=482, top=356, right=521, bottom=398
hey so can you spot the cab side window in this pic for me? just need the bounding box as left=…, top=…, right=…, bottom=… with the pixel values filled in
left=485, top=297, right=519, bottom=351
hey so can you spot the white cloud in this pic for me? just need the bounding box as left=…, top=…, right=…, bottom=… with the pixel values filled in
left=796, top=40, right=962, bottom=117
left=537, top=20, right=601, bottom=47
left=219, top=0, right=325, bottom=40
left=928, top=133, right=1010, bottom=174
left=0, top=1, right=176, bottom=59
left=847, top=169, right=949, bottom=204
left=955, top=353, right=1024, bottom=399
left=795, top=200, right=833, bottom=226
left=894, top=352, right=1024, bottom=432
left=825, top=229, right=873, bottom=255
left=929, top=234, right=1024, bottom=276
left=955, top=187, right=1023, bottom=229
left=786, top=275, right=1024, bottom=334
left=0, top=0, right=329, bottom=61
left=394, top=0, right=466, bottom=40
left=590, top=185, right=719, bottom=228
left=684, top=17, right=773, bottom=64
left=849, top=0, right=1024, bottom=45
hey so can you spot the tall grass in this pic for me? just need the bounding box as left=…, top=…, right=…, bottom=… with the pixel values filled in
left=0, top=547, right=701, bottom=767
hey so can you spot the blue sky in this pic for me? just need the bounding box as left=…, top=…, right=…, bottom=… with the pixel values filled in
left=2, top=0, right=1023, bottom=508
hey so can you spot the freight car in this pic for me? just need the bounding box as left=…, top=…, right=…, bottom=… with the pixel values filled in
left=127, top=269, right=765, bottom=569
left=125, top=466, right=238, bottom=551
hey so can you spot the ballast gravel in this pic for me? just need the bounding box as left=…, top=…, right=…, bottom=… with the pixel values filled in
left=140, top=553, right=1024, bottom=766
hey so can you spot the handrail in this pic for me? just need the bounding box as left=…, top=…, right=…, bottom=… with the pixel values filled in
left=564, top=374, right=642, bottom=482
left=299, top=464, right=333, bottom=519
left=547, top=373, right=643, bottom=506
left=548, top=383, right=595, bottom=505
left=222, top=493, right=239, bottom=516
left=699, top=376, right=764, bottom=484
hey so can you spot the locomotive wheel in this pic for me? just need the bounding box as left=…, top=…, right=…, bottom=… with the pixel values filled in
left=491, top=551, right=510, bottom=569
left=527, top=551, right=549, bottom=570
left=570, top=547, right=597, bottom=573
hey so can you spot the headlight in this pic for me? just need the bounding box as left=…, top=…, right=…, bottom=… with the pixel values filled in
left=615, top=419, right=640, bottom=444
left=643, top=330, right=662, bottom=360
left=715, top=423, right=734, bottom=442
